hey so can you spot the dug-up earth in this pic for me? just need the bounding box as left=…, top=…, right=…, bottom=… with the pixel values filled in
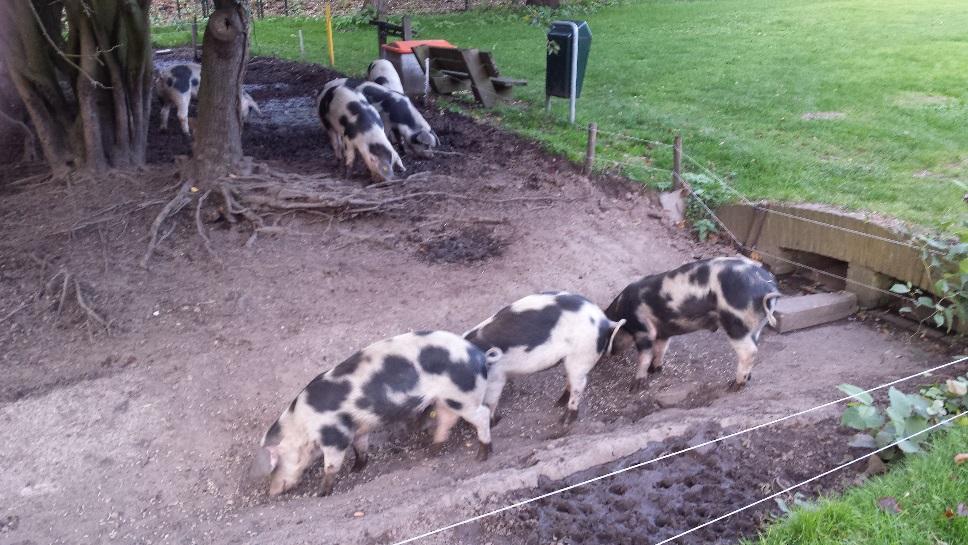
left=0, top=54, right=962, bottom=545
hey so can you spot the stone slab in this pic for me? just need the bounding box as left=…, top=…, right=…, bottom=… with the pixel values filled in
left=774, top=292, right=858, bottom=332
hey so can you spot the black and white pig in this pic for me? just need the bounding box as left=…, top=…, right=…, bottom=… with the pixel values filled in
left=155, top=62, right=261, bottom=135
left=251, top=331, right=501, bottom=496
left=605, top=256, right=781, bottom=392
left=367, top=58, right=405, bottom=94
left=324, top=78, right=439, bottom=158
left=317, top=84, right=405, bottom=181
left=464, top=292, right=626, bottom=425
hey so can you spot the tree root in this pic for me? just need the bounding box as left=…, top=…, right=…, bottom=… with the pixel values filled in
left=41, top=269, right=110, bottom=336
left=138, top=168, right=569, bottom=267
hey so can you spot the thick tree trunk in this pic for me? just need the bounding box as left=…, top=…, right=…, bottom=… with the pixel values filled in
left=0, top=0, right=153, bottom=175
left=192, top=0, right=249, bottom=181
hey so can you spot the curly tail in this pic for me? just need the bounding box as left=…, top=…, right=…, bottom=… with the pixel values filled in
left=607, top=319, right=627, bottom=355
left=763, top=292, right=781, bottom=329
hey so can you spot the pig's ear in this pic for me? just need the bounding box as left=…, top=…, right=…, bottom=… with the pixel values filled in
left=414, top=130, right=435, bottom=147
left=248, top=447, right=279, bottom=479
left=484, top=347, right=503, bottom=366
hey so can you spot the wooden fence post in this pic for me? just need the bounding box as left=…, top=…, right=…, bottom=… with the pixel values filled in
left=191, top=17, right=199, bottom=62
left=283, top=0, right=289, bottom=16
left=402, top=16, right=412, bottom=40
left=175, top=0, right=181, bottom=19
left=257, top=0, right=264, bottom=19
left=672, top=132, right=682, bottom=189
left=583, top=122, right=597, bottom=175
left=298, top=29, right=305, bottom=59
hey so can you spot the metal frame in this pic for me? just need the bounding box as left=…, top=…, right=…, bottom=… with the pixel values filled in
left=545, top=20, right=581, bottom=124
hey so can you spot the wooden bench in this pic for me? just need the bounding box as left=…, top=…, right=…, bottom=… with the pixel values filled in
left=412, top=45, right=527, bottom=107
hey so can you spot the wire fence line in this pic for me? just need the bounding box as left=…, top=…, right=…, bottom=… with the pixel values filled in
left=677, top=152, right=936, bottom=255
left=388, top=354, right=968, bottom=545
left=653, top=408, right=967, bottom=545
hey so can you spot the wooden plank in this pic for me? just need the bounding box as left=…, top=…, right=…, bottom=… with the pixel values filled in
left=460, top=48, right=498, bottom=107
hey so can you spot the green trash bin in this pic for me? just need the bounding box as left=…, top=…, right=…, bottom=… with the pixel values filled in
left=546, top=20, right=592, bottom=100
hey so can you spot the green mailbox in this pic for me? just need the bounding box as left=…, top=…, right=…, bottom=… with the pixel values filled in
left=545, top=20, right=591, bottom=123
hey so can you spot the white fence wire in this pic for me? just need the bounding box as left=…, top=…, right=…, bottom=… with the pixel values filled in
left=388, top=355, right=968, bottom=545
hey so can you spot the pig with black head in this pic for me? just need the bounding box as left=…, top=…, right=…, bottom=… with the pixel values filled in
left=605, top=256, right=781, bottom=392
left=250, top=331, right=501, bottom=496
left=325, top=77, right=440, bottom=158
left=317, top=84, right=405, bottom=181
left=464, top=292, right=625, bottom=425
left=155, top=62, right=261, bottom=135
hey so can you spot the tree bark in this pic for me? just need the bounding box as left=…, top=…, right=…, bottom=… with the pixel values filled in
left=192, top=0, right=249, bottom=182
left=0, top=0, right=153, bottom=174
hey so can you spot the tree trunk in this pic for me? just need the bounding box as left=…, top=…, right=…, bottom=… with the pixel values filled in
left=192, top=0, right=249, bottom=181
left=0, top=0, right=153, bottom=175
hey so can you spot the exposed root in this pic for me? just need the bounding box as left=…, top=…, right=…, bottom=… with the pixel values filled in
left=139, top=167, right=568, bottom=264
left=140, top=181, right=192, bottom=268
left=40, top=269, right=110, bottom=334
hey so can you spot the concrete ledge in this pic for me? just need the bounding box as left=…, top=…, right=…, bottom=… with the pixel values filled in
left=774, top=292, right=858, bottom=332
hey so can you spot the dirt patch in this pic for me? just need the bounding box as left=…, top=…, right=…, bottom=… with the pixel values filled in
left=481, top=420, right=860, bottom=545
left=416, top=225, right=509, bottom=264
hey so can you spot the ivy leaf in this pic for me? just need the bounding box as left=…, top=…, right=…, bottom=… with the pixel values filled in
left=888, top=387, right=913, bottom=419
left=932, top=312, right=945, bottom=328
left=843, top=405, right=884, bottom=430
left=897, top=440, right=921, bottom=454
left=934, top=279, right=950, bottom=294
left=838, top=384, right=873, bottom=405
left=890, top=283, right=911, bottom=294
left=899, top=306, right=912, bottom=314
left=960, top=257, right=968, bottom=274
left=847, top=433, right=877, bottom=449
left=916, top=296, right=934, bottom=308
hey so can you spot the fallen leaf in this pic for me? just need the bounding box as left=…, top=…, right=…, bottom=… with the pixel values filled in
left=877, top=497, right=902, bottom=514
left=954, top=453, right=968, bottom=465
left=944, top=507, right=955, bottom=519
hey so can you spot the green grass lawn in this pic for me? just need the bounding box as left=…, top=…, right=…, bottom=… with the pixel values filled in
left=153, top=0, right=968, bottom=232
left=744, top=424, right=968, bottom=545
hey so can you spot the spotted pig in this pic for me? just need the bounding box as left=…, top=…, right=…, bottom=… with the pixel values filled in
left=605, top=256, right=781, bottom=392
left=251, top=331, right=501, bottom=496
left=367, top=59, right=405, bottom=94
left=464, top=292, right=626, bottom=425
left=155, top=62, right=261, bottom=135
left=325, top=78, right=439, bottom=158
left=317, top=84, right=405, bottom=181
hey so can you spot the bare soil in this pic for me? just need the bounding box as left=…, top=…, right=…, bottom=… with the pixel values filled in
left=0, top=54, right=962, bottom=545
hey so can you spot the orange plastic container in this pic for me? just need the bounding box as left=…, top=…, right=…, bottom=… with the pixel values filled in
left=381, top=40, right=457, bottom=95
left=381, top=39, right=456, bottom=54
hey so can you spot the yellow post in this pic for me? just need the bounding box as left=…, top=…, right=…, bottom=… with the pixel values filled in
left=325, top=1, right=335, bottom=66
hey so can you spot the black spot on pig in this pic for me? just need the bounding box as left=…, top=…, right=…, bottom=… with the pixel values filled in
left=642, top=287, right=676, bottom=324
left=418, top=346, right=451, bottom=374
left=596, top=318, right=613, bottom=354
left=190, top=78, right=199, bottom=88
left=689, top=264, right=710, bottom=285
left=320, top=426, right=350, bottom=450
left=718, top=267, right=753, bottom=310
left=374, top=76, right=389, bottom=86
left=555, top=294, right=585, bottom=312
left=378, top=356, right=419, bottom=391
left=305, top=378, right=351, bottom=412
left=445, top=399, right=463, bottom=410
left=719, top=311, right=750, bottom=340
left=679, top=293, right=717, bottom=319
left=467, top=304, right=562, bottom=353
left=347, top=101, right=383, bottom=132
left=448, top=362, right=478, bottom=393
left=264, top=420, right=283, bottom=446
left=330, top=352, right=363, bottom=377
left=469, top=347, right=488, bottom=378
left=338, top=413, right=355, bottom=429
left=165, top=77, right=173, bottom=88
left=170, top=65, right=192, bottom=93
left=368, top=143, right=393, bottom=165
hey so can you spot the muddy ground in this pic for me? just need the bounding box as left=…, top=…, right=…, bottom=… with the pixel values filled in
left=0, top=53, right=963, bottom=545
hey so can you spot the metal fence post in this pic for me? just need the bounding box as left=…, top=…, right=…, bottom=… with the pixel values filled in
left=191, top=17, right=199, bottom=62
left=298, top=29, right=305, bottom=60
